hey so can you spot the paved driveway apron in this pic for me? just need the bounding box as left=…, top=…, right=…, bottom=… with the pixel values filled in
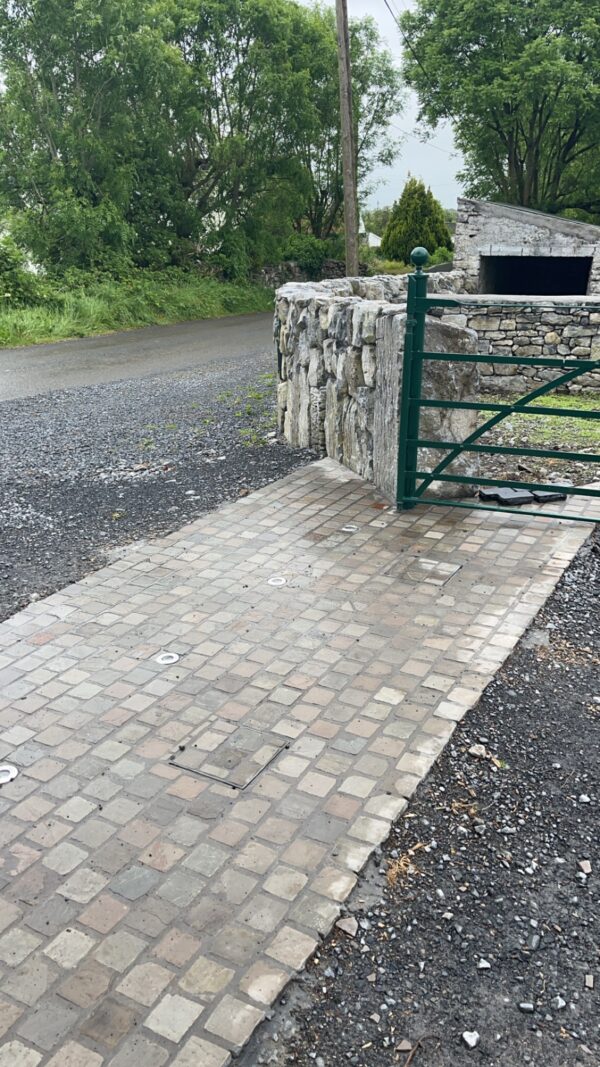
left=0, top=459, right=594, bottom=1066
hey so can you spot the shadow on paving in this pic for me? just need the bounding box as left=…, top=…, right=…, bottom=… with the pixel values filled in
left=241, top=530, right=600, bottom=1067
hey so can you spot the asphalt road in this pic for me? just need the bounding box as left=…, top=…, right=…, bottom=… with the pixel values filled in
left=0, top=311, right=273, bottom=400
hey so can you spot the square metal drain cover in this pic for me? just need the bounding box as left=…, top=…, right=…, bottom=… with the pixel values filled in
left=170, top=726, right=285, bottom=789
left=385, top=556, right=461, bottom=586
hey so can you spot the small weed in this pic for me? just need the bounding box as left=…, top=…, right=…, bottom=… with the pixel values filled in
left=387, top=842, right=427, bottom=886
left=139, top=437, right=155, bottom=450
left=451, top=799, right=479, bottom=818
left=239, top=427, right=267, bottom=447
left=165, top=423, right=177, bottom=431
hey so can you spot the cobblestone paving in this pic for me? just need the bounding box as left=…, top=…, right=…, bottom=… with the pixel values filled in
left=0, top=460, right=594, bottom=1066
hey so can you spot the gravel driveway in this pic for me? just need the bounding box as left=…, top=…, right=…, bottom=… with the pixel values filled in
left=0, top=352, right=313, bottom=622
left=242, top=531, right=600, bottom=1067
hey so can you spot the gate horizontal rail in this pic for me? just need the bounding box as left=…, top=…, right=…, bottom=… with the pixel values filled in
left=396, top=246, right=600, bottom=524
left=415, top=440, right=600, bottom=464
left=419, top=399, right=600, bottom=420
left=419, top=351, right=595, bottom=369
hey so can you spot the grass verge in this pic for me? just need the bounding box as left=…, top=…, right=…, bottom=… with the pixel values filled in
left=482, top=392, right=600, bottom=449
left=0, top=270, right=274, bottom=348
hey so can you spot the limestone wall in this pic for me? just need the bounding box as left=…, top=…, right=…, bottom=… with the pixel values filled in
left=274, top=267, right=600, bottom=396
left=275, top=278, right=480, bottom=503
left=443, top=300, right=600, bottom=393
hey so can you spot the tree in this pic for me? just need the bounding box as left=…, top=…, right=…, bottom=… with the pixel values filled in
left=381, top=177, right=451, bottom=262
left=0, top=0, right=404, bottom=273
left=290, top=9, right=403, bottom=240
left=0, top=0, right=187, bottom=271
left=399, top=0, right=600, bottom=215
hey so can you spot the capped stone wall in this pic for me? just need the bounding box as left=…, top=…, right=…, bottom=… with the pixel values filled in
left=275, top=276, right=480, bottom=503
left=442, top=299, right=600, bottom=393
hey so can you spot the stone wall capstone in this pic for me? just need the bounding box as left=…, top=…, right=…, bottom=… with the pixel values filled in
left=274, top=266, right=600, bottom=396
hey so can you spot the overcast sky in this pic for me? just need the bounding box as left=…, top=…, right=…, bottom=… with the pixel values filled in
left=297, top=0, right=464, bottom=209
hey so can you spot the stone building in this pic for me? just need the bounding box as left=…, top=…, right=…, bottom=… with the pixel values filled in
left=453, top=198, right=600, bottom=295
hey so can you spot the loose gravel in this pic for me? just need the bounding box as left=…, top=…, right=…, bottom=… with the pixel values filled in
left=241, top=530, right=600, bottom=1067
left=0, top=353, right=314, bottom=622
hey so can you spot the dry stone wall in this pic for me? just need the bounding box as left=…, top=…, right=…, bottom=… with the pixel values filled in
left=274, top=268, right=600, bottom=397
left=275, top=275, right=480, bottom=503
left=443, top=300, right=600, bottom=392
left=275, top=270, right=599, bottom=498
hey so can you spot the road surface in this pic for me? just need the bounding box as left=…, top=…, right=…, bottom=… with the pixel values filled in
left=0, top=311, right=273, bottom=400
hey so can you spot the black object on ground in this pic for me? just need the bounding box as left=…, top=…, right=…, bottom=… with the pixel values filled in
left=533, top=487, right=570, bottom=503
left=241, top=530, right=600, bottom=1067
left=479, top=486, right=535, bottom=505
left=478, top=486, right=501, bottom=502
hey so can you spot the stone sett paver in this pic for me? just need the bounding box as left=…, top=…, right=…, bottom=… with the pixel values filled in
left=0, top=459, right=595, bottom=1064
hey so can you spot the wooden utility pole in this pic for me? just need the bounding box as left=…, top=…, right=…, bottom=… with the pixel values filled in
left=335, top=0, right=359, bottom=276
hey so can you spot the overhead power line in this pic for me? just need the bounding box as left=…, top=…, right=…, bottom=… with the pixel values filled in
left=382, top=0, right=457, bottom=127
left=388, top=121, right=457, bottom=157
left=382, top=0, right=432, bottom=87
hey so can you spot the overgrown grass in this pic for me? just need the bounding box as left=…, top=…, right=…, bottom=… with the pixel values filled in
left=483, top=392, right=600, bottom=449
left=0, top=270, right=274, bottom=348
left=368, top=257, right=412, bottom=276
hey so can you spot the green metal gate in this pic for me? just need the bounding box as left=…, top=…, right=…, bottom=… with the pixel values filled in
left=396, top=247, right=600, bottom=524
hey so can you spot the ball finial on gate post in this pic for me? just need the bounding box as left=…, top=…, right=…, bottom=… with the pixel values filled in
left=410, top=247, right=429, bottom=273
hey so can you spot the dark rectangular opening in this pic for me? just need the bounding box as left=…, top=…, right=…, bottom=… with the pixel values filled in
left=479, top=255, right=592, bottom=296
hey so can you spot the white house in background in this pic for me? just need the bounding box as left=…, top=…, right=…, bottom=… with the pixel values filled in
left=359, top=217, right=382, bottom=249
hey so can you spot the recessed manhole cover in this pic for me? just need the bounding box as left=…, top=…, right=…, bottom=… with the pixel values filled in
left=170, top=725, right=285, bottom=788
left=385, top=556, right=461, bottom=586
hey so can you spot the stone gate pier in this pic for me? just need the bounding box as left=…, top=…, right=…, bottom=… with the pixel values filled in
left=275, top=274, right=480, bottom=503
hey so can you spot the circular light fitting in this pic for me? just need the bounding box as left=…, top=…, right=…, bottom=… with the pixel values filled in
left=156, top=651, right=180, bottom=665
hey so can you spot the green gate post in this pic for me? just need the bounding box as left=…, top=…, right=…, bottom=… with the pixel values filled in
left=396, top=246, right=429, bottom=509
